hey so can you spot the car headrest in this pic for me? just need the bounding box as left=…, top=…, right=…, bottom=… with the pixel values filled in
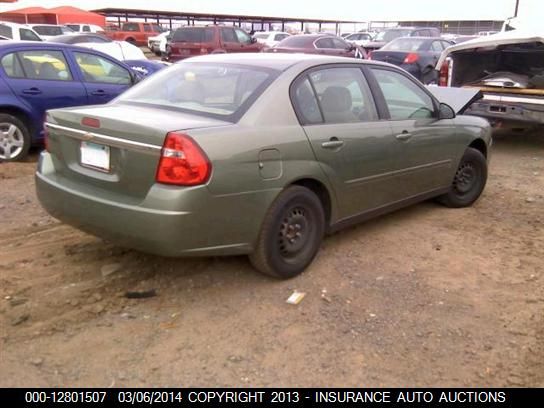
left=321, top=86, right=352, bottom=113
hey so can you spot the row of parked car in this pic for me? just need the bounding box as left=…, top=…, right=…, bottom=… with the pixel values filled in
left=0, top=21, right=169, bottom=161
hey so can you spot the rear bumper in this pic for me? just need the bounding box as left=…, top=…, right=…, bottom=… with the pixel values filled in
left=466, top=97, right=544, bottom=126
left=36, top=152, right=277, bottom=257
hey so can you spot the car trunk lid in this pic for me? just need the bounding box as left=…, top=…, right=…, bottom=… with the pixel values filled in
left=45, top=103, right=230, bottom=199
left=370, top=50, right=409, bottom=65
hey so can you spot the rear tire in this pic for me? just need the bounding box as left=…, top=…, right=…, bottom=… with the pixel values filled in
left=0, top=113, right=31, bottom=162
left=249, top=186, right=325, bottom=279
left=437, top=147, right=487, bottom=208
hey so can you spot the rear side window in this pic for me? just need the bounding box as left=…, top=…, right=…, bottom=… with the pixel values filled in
left=173, top=27, right=213, bottom=42
left=33, top=26, right=63, bottom=36
left=19, top=28, right=41, bottom=41
left=308, top=67, right=377, bottom=124
left=143, top=25, right=152, bottom=33
left=82, top=25, right=91, bottom=32
left=315, top=38, right=334, bottom=49
left=122, top=23, right=139, bottom=32
left=292, top=77, right=322, bottom=124
left=431, top=41, right=444, bottom=52
left=0, top=24, right=13, bottom=39
left=16, top=50, right=72, bottom=81
left=1, top=53, right=24, bottom=78
left=274, top=34, right=288, bottom=41
left=74, top=52, right=131, bottom=84
left=66, top=24, right=79, bottom=31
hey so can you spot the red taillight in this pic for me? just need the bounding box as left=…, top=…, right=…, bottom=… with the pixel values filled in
left=439, top=59, right=451, bottom=87
left=403, top=52, right=419, bottom=64
left=156, top=132, right=211, bottom=186
left=82, top=117, right=100, bottom=128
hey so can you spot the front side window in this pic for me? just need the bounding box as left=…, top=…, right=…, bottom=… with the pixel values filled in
left=16, top=50, right=72, bottom=81
left=315, top=38, right=334, bottom=49
left=143, top=25, right=152, bottom=33
left=274, top=34, right=288, bottom=41
left=118, top=63, right=276, bottom=120
left=431, top=41, right=444, bottom=52
left=371, top=68, right=435, bottom=120
left=220, top=28, right=237, bottom=43
left=74, top=52, right=131, bottom=84
left=19, top=28, right=41, bottom=41
left=308, top=67, right=377, bottom=124
left=331, top=38, right=349, bottom=49
left=234, top=29, right=251, bottom=44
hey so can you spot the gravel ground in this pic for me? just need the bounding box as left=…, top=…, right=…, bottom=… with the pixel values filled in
left=0, top=130, right=543, bottom=387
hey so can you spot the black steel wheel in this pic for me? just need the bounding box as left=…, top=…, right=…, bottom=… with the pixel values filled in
left=437, top=147, right=487, bottom=208
left=250, top=186, right=325, bottom=279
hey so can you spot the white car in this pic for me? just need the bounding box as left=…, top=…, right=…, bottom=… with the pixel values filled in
left=28, top=24, right=75, bottom=40
left=0, top=21, right=42, bottom=41
left=64, top=24, right=105, bottom=34
left=48, top=34, right=146, bottom=61
left=148, top=31, right=170, bottom=56
left=253, top=31, right=290, bottom=47
left=344, top=32, right=374, bottom=47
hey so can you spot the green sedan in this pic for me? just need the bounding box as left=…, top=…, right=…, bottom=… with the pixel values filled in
left=36, top=54, right=491, bottom=279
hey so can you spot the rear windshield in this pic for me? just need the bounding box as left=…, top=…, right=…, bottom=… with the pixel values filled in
left=118, top=63, right=278, bottom=121
left=382, top=38, right=426, bottom=51
left=276, top=36, right=311, bottom=47
left=375, top=29, right=412, bottom=42
left=173, top=27, right=214, bottom=43
left=33, top=25, right=63, bottom=36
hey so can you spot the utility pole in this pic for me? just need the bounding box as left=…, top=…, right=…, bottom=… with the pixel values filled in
left=514, top=0, right=520, bottom=17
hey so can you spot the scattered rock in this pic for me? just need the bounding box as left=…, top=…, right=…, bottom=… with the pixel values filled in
left=376, top=276, right=384, bottom=281
left=526, top=197, right=535, bottom=203
left=124, top=289, right=157, bottom=299
left=228, top=355, right=244, bottom=363
left=9, top=297, right=28, bottom=307
left=69, top=299, right=80, bottom=307
left=30, top=358, right=43, bottom=366
left=101, top=263, right=121, bottom=277
left=93, top=304, right=105, bottom=314
left=120, top=312, right=136, bottom=319
left=11, top=313, right=30, bottom=326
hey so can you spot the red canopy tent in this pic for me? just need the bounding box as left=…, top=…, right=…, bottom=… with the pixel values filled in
left=0, top=6, right=105, bottom=26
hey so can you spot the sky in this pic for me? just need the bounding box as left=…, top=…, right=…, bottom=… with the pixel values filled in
left=0, top=0, right=542, bottom=22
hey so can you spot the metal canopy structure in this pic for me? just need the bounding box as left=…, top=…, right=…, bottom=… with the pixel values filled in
left=93, top=7, right=366, bottom=33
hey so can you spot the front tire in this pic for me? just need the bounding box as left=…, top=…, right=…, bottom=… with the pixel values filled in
left=437, top=147, right=487, bottom=208
left=250, top=186, right=325, bottom=279
left=0, top=113, right=31, bottom=162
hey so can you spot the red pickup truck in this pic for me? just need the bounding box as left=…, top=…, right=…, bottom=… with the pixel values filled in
left=106, top=22, right=164, bottom=46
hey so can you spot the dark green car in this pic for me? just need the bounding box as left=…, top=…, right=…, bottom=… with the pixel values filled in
left=36, top=54, right=491, bottom=279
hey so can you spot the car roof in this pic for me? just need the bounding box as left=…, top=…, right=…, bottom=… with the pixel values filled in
left=179, top=52, right=391, bottom=71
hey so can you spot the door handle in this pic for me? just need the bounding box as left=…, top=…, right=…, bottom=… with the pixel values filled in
left=321, top=137, right=344, bottom=149
left=91, top=90, right=107, bottom=96
left=395, top=131, right=412, bottom=141
left=22, top=87, right=42, bottom=95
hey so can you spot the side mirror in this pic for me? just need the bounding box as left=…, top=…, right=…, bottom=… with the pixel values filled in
left=438, top=102, right=455, bottom=119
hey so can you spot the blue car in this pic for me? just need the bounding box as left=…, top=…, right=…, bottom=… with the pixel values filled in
left=0, top=42, right=143, bottom=161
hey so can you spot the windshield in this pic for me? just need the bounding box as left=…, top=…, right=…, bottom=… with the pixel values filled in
left=118, top=62, right=278, bottom=121
left=382, top=38, right=425, bottom=51
left=375, top=29, right=412, bottom=42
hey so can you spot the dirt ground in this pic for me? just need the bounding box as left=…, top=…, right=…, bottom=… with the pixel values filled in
left=0, top=130, right=543, bottom=388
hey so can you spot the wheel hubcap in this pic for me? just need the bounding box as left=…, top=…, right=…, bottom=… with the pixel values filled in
left=278, top=207, right=309, bottom=257
left=454, top=162, right=476, bottom=194
left=0, top=122, right=24, bottom=160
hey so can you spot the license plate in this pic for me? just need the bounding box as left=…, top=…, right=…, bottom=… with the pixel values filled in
left=80, top=141, right=110, bottom=172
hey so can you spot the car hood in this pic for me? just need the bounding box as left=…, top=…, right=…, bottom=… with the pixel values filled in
left=426, top=86, right=483, bottom=114
left=436, top=30, right=544, bottom=67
